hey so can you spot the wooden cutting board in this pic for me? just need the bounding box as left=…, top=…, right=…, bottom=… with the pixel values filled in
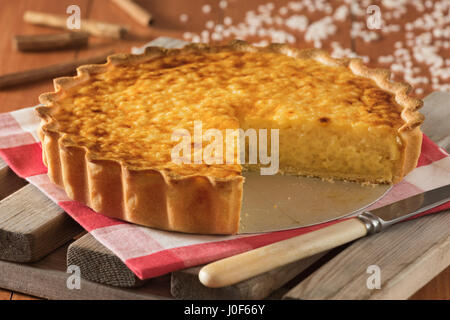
left=0, top=38, right=448, bottom=300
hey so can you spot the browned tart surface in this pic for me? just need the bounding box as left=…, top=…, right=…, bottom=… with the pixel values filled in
left=36, top=42, right=424, bottom=234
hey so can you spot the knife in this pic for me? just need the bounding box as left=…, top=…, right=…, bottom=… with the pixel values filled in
left=199, top=184, right=450, bottom=288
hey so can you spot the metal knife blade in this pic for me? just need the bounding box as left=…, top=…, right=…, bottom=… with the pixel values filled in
left=358, top=184, right=450, bottom=233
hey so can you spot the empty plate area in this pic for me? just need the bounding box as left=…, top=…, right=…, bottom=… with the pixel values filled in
left=239, top=172, right=391, bottom=234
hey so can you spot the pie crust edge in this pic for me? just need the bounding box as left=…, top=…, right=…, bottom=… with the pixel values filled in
left=36, top=40, right=424, bottom=234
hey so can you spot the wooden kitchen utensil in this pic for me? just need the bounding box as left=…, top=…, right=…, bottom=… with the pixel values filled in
left=0, top=51, right=113, bottom=89
left=112, top=0, right=153, bottom=26
left=13, top=32, right=89, bottom=51
left=23, top=11, right=128, bottom=39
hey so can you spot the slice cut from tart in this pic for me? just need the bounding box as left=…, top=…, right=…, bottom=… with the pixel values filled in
left=36, top=41, right=424, bottom=234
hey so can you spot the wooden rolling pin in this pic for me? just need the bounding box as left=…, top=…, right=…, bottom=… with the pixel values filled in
left=111, top=0, right=153, bottom=26
left=23, top=11, right=128, bottom=39
left=0, top=51, right=113, bottom=89
left=13, top=32, right=89, bottom=52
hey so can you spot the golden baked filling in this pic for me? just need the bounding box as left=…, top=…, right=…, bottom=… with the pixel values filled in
left=53, top=50, right=405, bottom=181
left=37, top=41, right=424, bottom=234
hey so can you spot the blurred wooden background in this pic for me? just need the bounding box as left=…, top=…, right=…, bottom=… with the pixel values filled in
left=0, top=0, right=448, bottom=300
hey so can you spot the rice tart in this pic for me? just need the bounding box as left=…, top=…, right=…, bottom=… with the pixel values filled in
left=36, top=41, right=424, bottom=234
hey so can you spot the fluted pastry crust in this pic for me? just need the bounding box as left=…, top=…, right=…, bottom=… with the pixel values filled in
left=36, top=40, right=424, bottom=234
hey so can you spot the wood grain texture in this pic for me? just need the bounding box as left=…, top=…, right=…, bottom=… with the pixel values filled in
left=13, top=32, right=89, bottom=52
left=0, top=0, right=90, bottom=111
left=0, top=243, right=172, bottom=300
left=221, top=0, right=352, bottom=50
left=0, top=51, right=113, bottom=89
left=0, top=288, right=12, bottom=300
left=23, top=11, right=129, bottom=39
left=0, top=288, right=41, bottom=300
left=0, top=184, right=83, bottom=262
left=410, top=266, right=450, bottom=300
left=283, top=211, right=450, bottom=300
left=420, top=92, right=450, bottom=151
left=67, top=233, right=145, bottom=288
left=0, top=158, right=27, bottom=200
left=171, top=253, right=326, bottom=300
left=111, top=0, right=153, bottom=26
left=11, top=292, right=41, bottom=300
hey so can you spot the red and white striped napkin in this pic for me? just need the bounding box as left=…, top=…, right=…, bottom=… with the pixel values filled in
left=0, top=106, right=449, bottom=280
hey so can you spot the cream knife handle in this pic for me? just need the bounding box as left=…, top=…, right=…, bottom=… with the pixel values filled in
left=199, top=218, right=368, bottom=288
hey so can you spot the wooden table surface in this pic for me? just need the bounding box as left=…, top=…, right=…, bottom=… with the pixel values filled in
left=0, top=0, right=448, bottom=300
